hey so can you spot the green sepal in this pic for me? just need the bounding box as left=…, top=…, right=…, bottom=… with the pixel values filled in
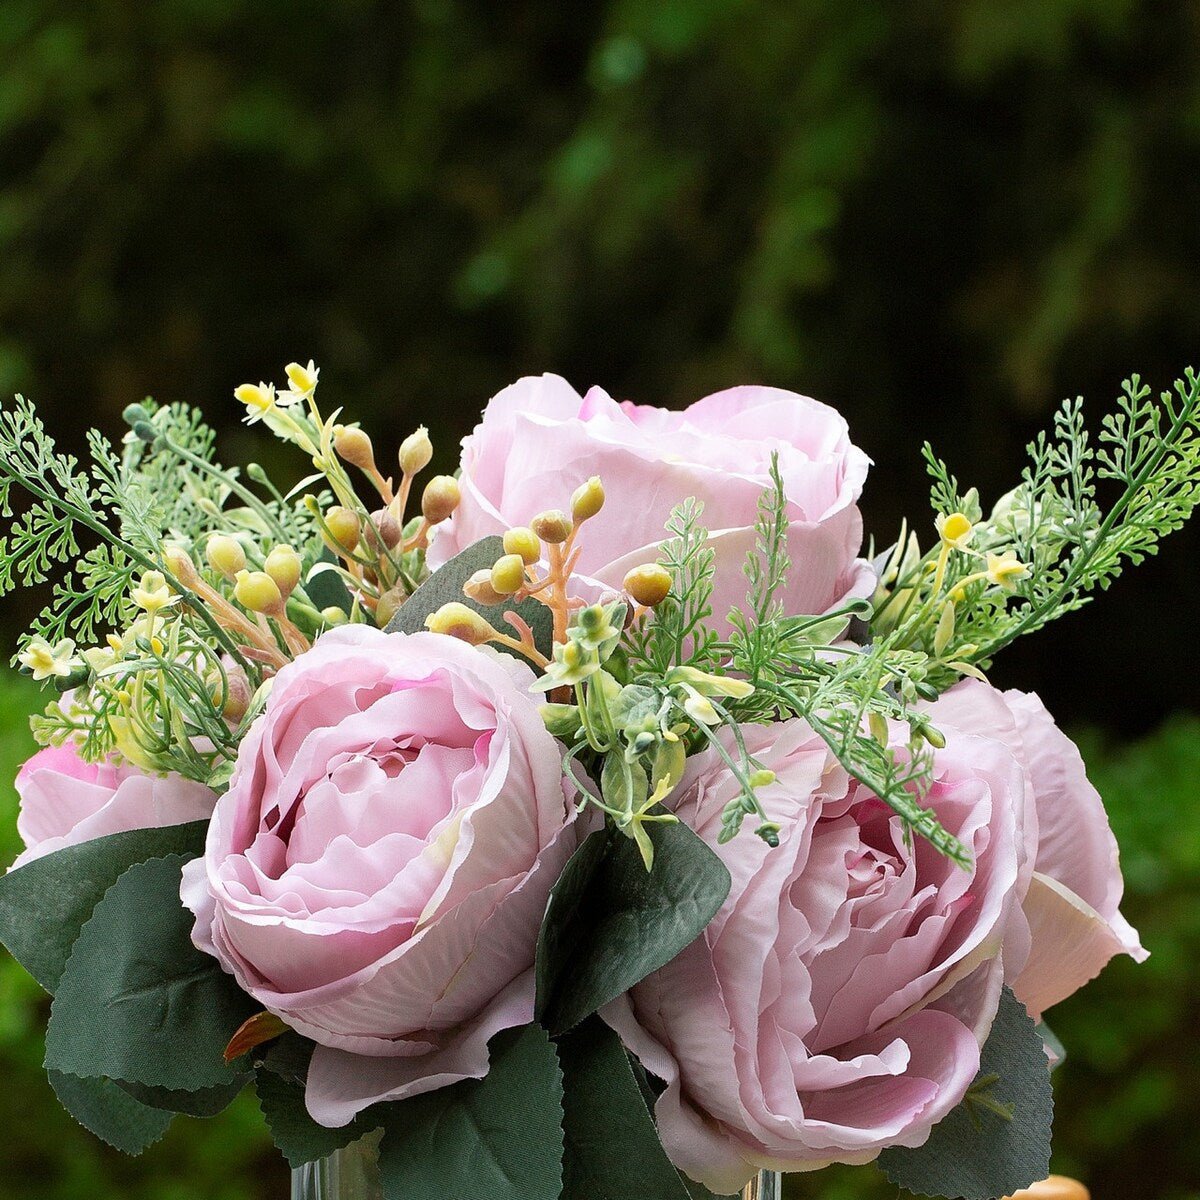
left=47, top=1071, right=174, bottom=1155
left=877, top=987, right=1053, bottom=1200
left=558, top=1016, right=732, bottom=1200
left=386, top=535, right=553, bottom=658
left=43, top=854, right=257, bottom=1094
left=0, top=820, right=208, bottom=993
left=377, top=1023, right=563, bottom=1200
left=535, top=822, right=731, bottom=1037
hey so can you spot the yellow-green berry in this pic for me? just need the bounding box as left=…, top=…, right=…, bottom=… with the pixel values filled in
left=503, top=526, right=541, bottom=564
left=463, top=569, right=508, bottom=607
left=325, top=506, right=361, bottom=553
left=234, top=569, right=283, bottom=616
left=571, top=476, right=605, bottom=523
left=623, top=563, right=672, bottom=607
left=530, top=509, right=571, bottom=545
left=334, top=425, right=375, bottom=472
left=489, top=553, right=526, bottom=596
left=421, top=475, right=461, bottom=525
left=398, top=426, right=433, bottom=476
left=264, top=545, right=302, bottom=597
left=206, top=534, right=246, bottom=580
left=425, top=602, right=497, bottom=646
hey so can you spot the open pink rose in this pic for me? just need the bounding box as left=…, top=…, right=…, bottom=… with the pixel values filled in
left=603, top=717, right=1031, bottom=1193
left=181, top=625, right=578, bottom=1128
left=429, top=375, right=873, bottom=626
left=11, top=744, right=216, bottom=871
left=927, top=681, right=1146, bottom=1019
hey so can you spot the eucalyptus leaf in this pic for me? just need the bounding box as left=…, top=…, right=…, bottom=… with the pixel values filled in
left=47, top=1071, right=174, bottom=1155
left=877, top=987, right=1053, bottom=1200
left=0, top=821, right=208, bottom=993
left=377, top=1023, right=563, bottom=1200
left=535, top=822, right=731, bottom=1037
left=559, top=1017, right=732, bottom=1200
left=385, top=535, right=553, bottom=657
left=44, top=854, right=257, bottom=1093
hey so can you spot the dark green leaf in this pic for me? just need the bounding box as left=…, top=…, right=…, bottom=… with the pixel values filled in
left=377, top=1023, right=563, bottom=1200
left=386, top=535, right=554, bottom=658
left=47, top=1071, right=173, bottom=1155
left=558, top=1017, right=731, bottom=1200
left=44, top=854, right=257, bottom=1092
left=877, top=987, right=1053, bottom=1200
left=117, top=1077, right=251, bottom=1117
left=536, top=822, right=731, bottom=1036
left=256, top=1063, right=382, bottom=1168
left=304, top=548, right=352, bottom=614
left=0, top=821, right=208, bottom=993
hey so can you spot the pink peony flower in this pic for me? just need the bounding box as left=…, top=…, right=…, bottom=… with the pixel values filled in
left=428, top=375, right=873, bottom=628
left=11, top=744, right=216, bottom=870
left=603, top=717, right=1029, bottom=1193
left=180, top=625, right=578, bottom=1128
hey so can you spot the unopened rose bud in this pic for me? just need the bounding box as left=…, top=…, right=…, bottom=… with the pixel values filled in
left=490, top=553, right=526, bottom=596
left=623, top=563, right=672, bottom=607
left=264, top=545, right=302, bottom=597
left=503, top=526, right=541, bottom=564
left=421, top=475, right=460, bottom=525
left=234, top=570, right=283, bottom=616
left=571, top=476, right=605, bottom=523
left=206, top=534, right=246, bottom=581
left=463, top=569, right=508, bottom=607
left=398, top=426, right=433, bottom=476
left=333, top=425, right=375, bottom=472
left=366, top=508, right=402, bottom=551
left=530, top=509, right=571, bottom=545
left=425, top=602, right=497, bottom=646
left=324, top=506, right=361, bottom=553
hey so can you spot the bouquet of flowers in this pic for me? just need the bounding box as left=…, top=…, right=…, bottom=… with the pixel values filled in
left=0, top=364, right=1196, bottom=1200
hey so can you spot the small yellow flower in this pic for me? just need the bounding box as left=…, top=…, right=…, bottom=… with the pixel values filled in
left=936, top=511, right=974, bottom=551
left=17, top=636, right=79, bottom=680
left=985, top=550, right=1030, bottom=591
left=282, top=359, right=319, bottom=401
left=235, top=381, right=277, bottom=424
left=131, top=570, right=177, bottom=614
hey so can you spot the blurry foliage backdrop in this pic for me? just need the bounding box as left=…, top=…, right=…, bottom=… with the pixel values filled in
left=1, top=1, right=1198, bottom=1198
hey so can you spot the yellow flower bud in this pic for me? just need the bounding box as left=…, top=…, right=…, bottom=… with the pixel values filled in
left=365, top=508, right=401, bottom=551
left=284, top=359, right=319, bottom=398
left=747, top=769, right=777, bottom=789
left=131, top=570, right=176, bottom=614
left=206, top=534, right=246, bottom=581
left=234, top=569, right=283, bottom=616
left=425, top=602, right=498, bottom=646
left=503, top=526, right=541, bottom=564
left=398, top=426, right=433, bottom=476
left=530, top=509, right=571, bottom=545
left=421, top=475, right=461, bottom=525
left=235, top=382, right=275, bottom=419
left=623, top=563, right=672, bottom=607
left=321, top=606, right=349, bottom=626
left=374, top=585, right=409, bottom=628
left=333, top=425, right=376, bottom=472
left=264, top=545, right=302, bottom=597
left=490, top=553, right=526, bottom=596
left=324, top=506, right=361, bottom=553
left=463, top=569, right=508, bottom=607
left=17, top=636, right=79, bottom=681
left=162, top=545, right=201, bottom=589
left=571, top=476, right=605, bottom=523
left=936, top=511, right=974, bottom=550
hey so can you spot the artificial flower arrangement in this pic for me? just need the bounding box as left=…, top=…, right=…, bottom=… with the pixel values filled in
left=0, top=363, right=1196, bottom=1200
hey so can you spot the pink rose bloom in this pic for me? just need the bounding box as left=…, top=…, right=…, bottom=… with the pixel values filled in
left=928, top=681, right=1146, bottom=1019
left=603, top=717, right=1031, bottom=1193
left=429, top=375, right=873, bottom=627
left=11, top=744, right=216, bottom=871
left=181, top=625, right=578, bottom=1128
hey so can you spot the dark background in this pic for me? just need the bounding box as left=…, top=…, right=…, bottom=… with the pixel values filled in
left=1, top=3, right=1198, bottom=1198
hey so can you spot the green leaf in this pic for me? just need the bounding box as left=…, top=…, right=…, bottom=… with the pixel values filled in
left=47, top=1071, right=174, bottom=1155
left=44, top=854, right=257, bottom=1093
left=386, top=535, right=554, bottom=657
left=558, top=1017, right=731, bottom=1200
left=877, top=987, right=1053, bottom=1200
left=0, top=820, right=208, bottom=993
left=377, top=1023, right=564, bottom=1200
left=535, top=822, right=731, bottom=1037
left=116, top=1077, right=250, bottom=1117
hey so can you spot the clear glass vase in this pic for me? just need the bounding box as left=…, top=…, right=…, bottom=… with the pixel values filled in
left=289, top=1136, right=781, bottom=1200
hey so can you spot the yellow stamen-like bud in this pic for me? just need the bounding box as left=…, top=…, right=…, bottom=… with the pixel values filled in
left=421, top=475, right=461, bottom=525
left=235, top=382, right=275, bottom=416
left=132, top=570, right=175, bottom=614
left=324, top=506, right=361, bottom=553
left=530, top=509, right=571, bottom=545
left=463, top=569, right=508, bottom=607
left=264, top=545, right=302, bottom=597
left=333, top=425, right=376, bottom=472
left=206, top=534, right=246, bottom=581
left=398, top=426, right=433, bottom=476
left=571, top=476, right=605, bottom=523
left=623, top=563, right=672, bottom=608
left=503, top=526, right=541, bottom=565
left=425, top=602, right=498, bottom=646
left=234, top=570, right=283, bottom=616
left=936, top=511, right=974, bottom=550
left=490, top=553, right=526, bottom=596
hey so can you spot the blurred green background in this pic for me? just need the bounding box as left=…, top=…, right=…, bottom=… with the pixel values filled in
left=1, top=0, right=1198, bottom=1198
